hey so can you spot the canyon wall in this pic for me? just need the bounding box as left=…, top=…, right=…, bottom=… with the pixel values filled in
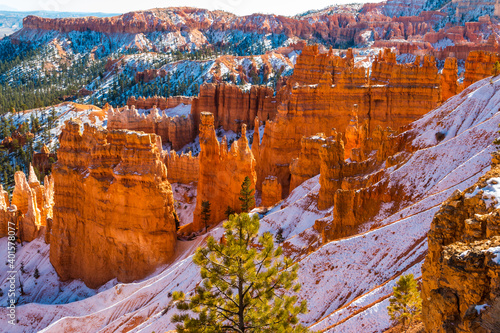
left=254, top=46, right=442, bottom=196
left=164, top=150, right=199, bottom=184
left=50, top=119, right=177, bottom=288
left=289, top=133, right=327, bottom=192
left=190, top=112, right=256, bottom=233
left=191, top=83, right=277, bottom=133
left=261, top=176, right=282, bottom=207
left=114, top=83, right=278, bottom=151
left=464, top=50, right=500, bottom=89
left=127, top=96, right=193, bottom=110
left=107, top=105, right=195, bottom=150
left=422, top=153, right=500, bottom=332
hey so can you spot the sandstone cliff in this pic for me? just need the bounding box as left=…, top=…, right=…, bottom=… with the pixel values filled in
left=190, top=112, right=256, bottom=233
left=191, top=83, right=277, bottom=133
left=464, top=50, right=500, bottom=89
left=50, top=119, right=177, bottom=288
left=422, top=153, right=500, bottom=332
left=261, top=176, right=282, bottom=207
left=164, top=150, right=199, bottom=184
left=115, top=83, right=277, bottom=151
left=107, top=105, right=195, bottom=150
left=127, top=96, right=193, bottom=110
left=0, top=167, right=53, bottom=242
left=289, top=133, right=327, bottom=192
left=254, top=46, right=442, bottom=196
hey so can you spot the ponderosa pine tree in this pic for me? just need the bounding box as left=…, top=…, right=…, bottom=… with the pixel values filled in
left=239, top=176, right=255, bottom=213
left=171, top=212, right=309, bottom=333
left=387, top=274, right=422, bottom=330
left=224, top=205, right=235, bottom=220
left=201, top=200, right=211, bottom=233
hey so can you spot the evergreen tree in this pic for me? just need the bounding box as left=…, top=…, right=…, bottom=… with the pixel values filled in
left=493, top=61, right=500, bottom=77
left=387, top=274, right=422, bottom=330
left=33, top=268, right=40, bottom=279
left=275, top=227, right=285, bottom=244
left=201, top=200, right=211, bottom=233
left=224, top=206, right=235, bottom=220
left=239, top=176, right=255, bottom=213
left=172, top=213, right=309, bottom=333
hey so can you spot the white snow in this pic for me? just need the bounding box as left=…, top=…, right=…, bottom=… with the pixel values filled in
left=475, top=304, right=489, bottom=314
left=465, top=177, right=500, bottom=208
left=485, top=246, right=500, bottom=265
left=162, top=104, right=192, bottom=118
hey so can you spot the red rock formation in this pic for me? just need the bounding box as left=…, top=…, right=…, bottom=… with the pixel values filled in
left=32, top=144, right=56, bottom=175
left=441, top=57, right=459, bottom=102
left=164, top=150, right=199, bottom=184
left=422, top=154, right=500, bottom=332
left=0, top=167, right=54, bottom=242
left=50, top=119, right=177, bottom=288
left=0, top=185, right=11, bottom=238
left=107, top=105, right=195, bottom=150
left=289, top=133, right=327, bottom=192
left=190, top=112, right=256, bottom=233
left=254, top=46, right=442, bottom=196
left=261, top=176, right=282, bottom=207
left=191, top=83, right=278, bottom=133
left=464, top=50, right=500, bottom=88
left=117, top=83, right=277, bottom=150
left=127, top=96, right=193, bottom=110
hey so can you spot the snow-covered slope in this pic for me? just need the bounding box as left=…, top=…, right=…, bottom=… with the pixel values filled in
left=1, top=75, right=500, bottom=332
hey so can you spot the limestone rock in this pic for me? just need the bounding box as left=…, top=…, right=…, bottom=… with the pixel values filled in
left=254, top=46, right=444, bottom=196
left=422, top=159, right=500, bottom=332
left=191, top=83, right=277, bottom=134
left=190, top=112, right=256, bottom=233
left=0, top=169, right=53, bottom=242
left=164, top=150, right=199, bottom=184
left=107, top=105, right=195, bottom=150
left=290, top=133, right=327, bottom=192
left=261, top=176, right=282, bottom=207
left=50, top=119, right=177, bottom=288
left=464, top=50, right=500, bottom=89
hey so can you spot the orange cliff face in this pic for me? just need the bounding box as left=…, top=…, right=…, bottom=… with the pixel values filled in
left=115, top=83, right=278, bottom=151
left=164, top=150, right=199, bottom=184
left=0, top=167, right=54, bottom=242
left=107, top=105, right=195, bottom=151
left=261, top=176, right=282, bottom=207
left=189, top=112, right=256, bottom=233
left=50, top=119, right=177, bottom=288
left=463, top=50, right=500, bottom=89
left=314, top=125, right=404, bottom=243
left=127, top=96, right=193, bottom=110
left=190, top=83, right=277, bottom=133
left=422, top=153, right=500, bottom=332
left=253, top=46, right=445, bottom=196
left=289, top=133, right=327, bottom=192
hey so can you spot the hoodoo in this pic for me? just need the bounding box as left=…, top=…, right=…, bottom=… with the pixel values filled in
left=50, top=119, right=177, bottom=288
left=191, top=112, right=256, bottom=232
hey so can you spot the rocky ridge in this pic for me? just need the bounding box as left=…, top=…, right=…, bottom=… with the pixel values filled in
left=422, top=152, right=500, bottom=332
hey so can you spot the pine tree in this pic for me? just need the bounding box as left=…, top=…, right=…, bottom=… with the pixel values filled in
left=276, top=227, right=285, bottom=244
left=493, top=61, right=500, bottom=77
left=224, top=205, right=235, bottom=220
left=239, top=176, right=255, bottom=213
left=33, top=268, right=40, bottom=279
left=172, top=213, right=309, bottom=332
left=387, top=274, right=422, bottom=330
left=201, top=200, right=211, bottom=233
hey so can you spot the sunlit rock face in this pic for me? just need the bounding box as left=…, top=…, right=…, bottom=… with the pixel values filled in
left=50, top=119, right=177, bottom=288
